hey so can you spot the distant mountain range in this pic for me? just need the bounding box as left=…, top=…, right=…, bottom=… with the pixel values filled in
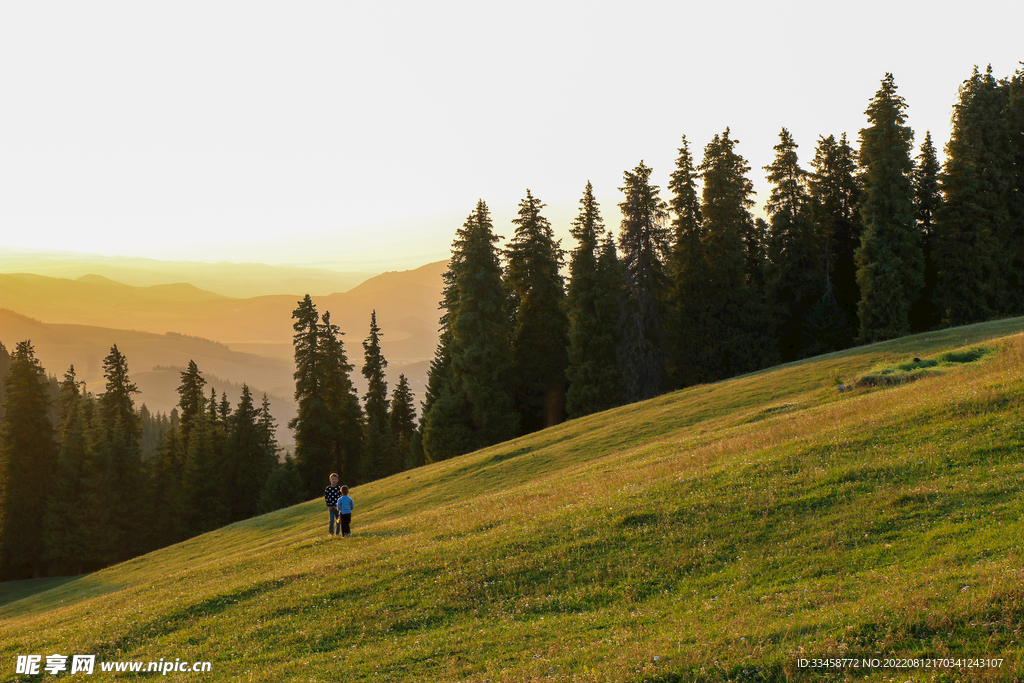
left=0, top=260, right=446, bottom=440
left=0, top=249, right=376, bottom=298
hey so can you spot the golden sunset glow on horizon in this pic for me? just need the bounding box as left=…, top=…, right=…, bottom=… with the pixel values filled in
left=1, top=0, right=1021, bottom=269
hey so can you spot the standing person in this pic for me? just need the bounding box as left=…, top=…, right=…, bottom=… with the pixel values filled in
left=324, top=473, right=342, bottom=537
left=338, top=485, right=354, bottom=538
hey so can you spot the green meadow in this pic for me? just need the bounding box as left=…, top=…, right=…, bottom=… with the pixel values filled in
left=2, top=318, right=1023, bottom=682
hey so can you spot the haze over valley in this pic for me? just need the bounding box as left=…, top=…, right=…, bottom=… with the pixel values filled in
left=0, top=257, right=446, bottom=444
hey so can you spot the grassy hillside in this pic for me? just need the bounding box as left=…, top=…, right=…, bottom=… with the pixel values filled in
left=2, top=319, right=1023, bottom=682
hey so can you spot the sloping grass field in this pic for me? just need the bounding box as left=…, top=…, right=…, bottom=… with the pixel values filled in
left=3, top=318, right=1024, bottom=682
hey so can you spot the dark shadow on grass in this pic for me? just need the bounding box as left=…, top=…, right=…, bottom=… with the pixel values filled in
left=0, top=574, right=127, bottom=619
left=0, top=575, right=84, bottom=609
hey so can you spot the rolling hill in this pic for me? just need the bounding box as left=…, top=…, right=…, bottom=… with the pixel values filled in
left=0, top=261, right=445, bottom=427
left=0, top=261, right=445, bottom=363
left=0, top=309, right=297, bottom=435
left=2, top=318, right=1022, bottom=681
left=0, top=250, right=375, bottom=299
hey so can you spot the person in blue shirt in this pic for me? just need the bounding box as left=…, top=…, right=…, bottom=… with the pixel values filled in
left=324, top=473, right=342, bottom=537
left=337, top=485, right=354, bottom=538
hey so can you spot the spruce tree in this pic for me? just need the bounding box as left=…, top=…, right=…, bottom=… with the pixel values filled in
left=257, top=394, right=279, bottom=464
left=422, top=201, right=517, bottom=461
left=0, top=342, right=10, bottom=423
left=0, top=342, right=58, bottom=578
left=224, top=385, right=275, bottom=521
left=932, top=66, right=1013, bottom=325
left=855, top=73, right=923, bottom=343
left=698, top=130, right=770, bottom=379
left=809, top=133, right=861, bottom=343
left=565, top=182, right=623, bottom=416
left=1006, top=65, right=1024, bottom=313
left=667, top=136, right=708, bottom=388
left=99, top=345, right=145, bottom=559
left=319, top=310, right=364, bottom=486
left=257, top=453, right=305, bottom=514
left=43, top=368, right=88, bottom=574
left=911, top=131, right=942, bottom=330
left=388, top=374, right=417, bottom=470
left=290, top=296, right=337, bottom=494
left=361, top=310, right=393, bottom=481
left=504, top=190, right=569, bottom=431
left=763, top=128, right=823, bottom=361
left=150, top=421, right=186, bottom=548
left=185, top=409, right=227, bottom=534
left=78, top=391, right=116, bottom=569
left=176, top=360, right=207, bottom=447
left=617, top=161, right=670, bottom=402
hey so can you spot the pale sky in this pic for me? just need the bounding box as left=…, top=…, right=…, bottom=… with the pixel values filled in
left=1, top=1, right=1021, bottom=270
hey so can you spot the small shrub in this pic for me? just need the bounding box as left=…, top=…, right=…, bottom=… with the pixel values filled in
left=940, top=347, right=988, bottom=364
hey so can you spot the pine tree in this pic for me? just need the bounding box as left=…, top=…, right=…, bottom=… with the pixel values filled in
left=388, top=374, right=417, bottom=470
left=319, top=311, right=364, bottom=486
left=910, top=131, right=943, bottom=330
left=504, top=190, right=569, bottom=431
left=932, top=66, right=1013, bottom=326
left=698, top=130, right=771, bottom=379
left=99, top=345, right=145, bottom=560
left=361, top=310, right=393, bottom=481
left=150, top=421, right=186, bottom=548
left=763, top=128, right=824, bottom=361
left=809, top=133, right=861, bottom=343
left=257, top=453, right=305, bottom=514
left=183, top=405, right=227, bottom=534
left=257, top=393, right=279, bottom=465
left=1006, top=65, right=1024, bottom=313
left=224, top=385, right=276, bottom=521
left=855, top=73, right=923, bottom=342
left=176, top=360, right=207, bottom=447
left=666, top=136, right=708, bottom=388
left=290, top=296, right=337, bottom=494
left=42, top=368, right=88, bottom=574
left=617, top=161, right=670, bottom=402
left=290, top=297, right=363, bottom=493
left=0, top=342, right=10, bottom=424
left=565, top=182, right=623, bottom=417
left=0, top=341, right=58, bottom=578
left=422, top=201, right=517, bottom=461
left=78, top=391, right=116, bottom=569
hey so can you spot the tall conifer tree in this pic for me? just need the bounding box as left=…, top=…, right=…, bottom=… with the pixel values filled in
left=617, top=161, right=670, bottom=402
left=932, top=67, right=1012, bottom=325
left=698, top=130, right=770, bottom=379
left=290, top=296, right=337, bottom=494
left=361, top=310, right=393, bottom=481
left=505, top=190, right=569, bottom=431
left=422, top=201, right=517, bottom=460
left=809, top=133, right=861, bottom=343
left=667, top=136, right=709, bottom=388
left=0, top=342, right=58, bottom=579
left=763, top=128, right=823, bottom=360
left=43, top=368, right=88, bottom=573
left=99, top=345, right=145, bottom=559
left=388, top=374, right=417, bottom=470
left=1007, top=65, right=1024, bottom=312
left=224, top=385, right=276, bottom=521
left=565, top=182, right=623, bottom=416
left=319, top=310, right=364, bottom=486
left=855, top=73, right=923, bottom=343
left=911, top=131, right=943, bottom=330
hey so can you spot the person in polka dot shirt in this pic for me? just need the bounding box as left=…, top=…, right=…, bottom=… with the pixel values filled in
left=324, top=473, right=343, bottom=537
